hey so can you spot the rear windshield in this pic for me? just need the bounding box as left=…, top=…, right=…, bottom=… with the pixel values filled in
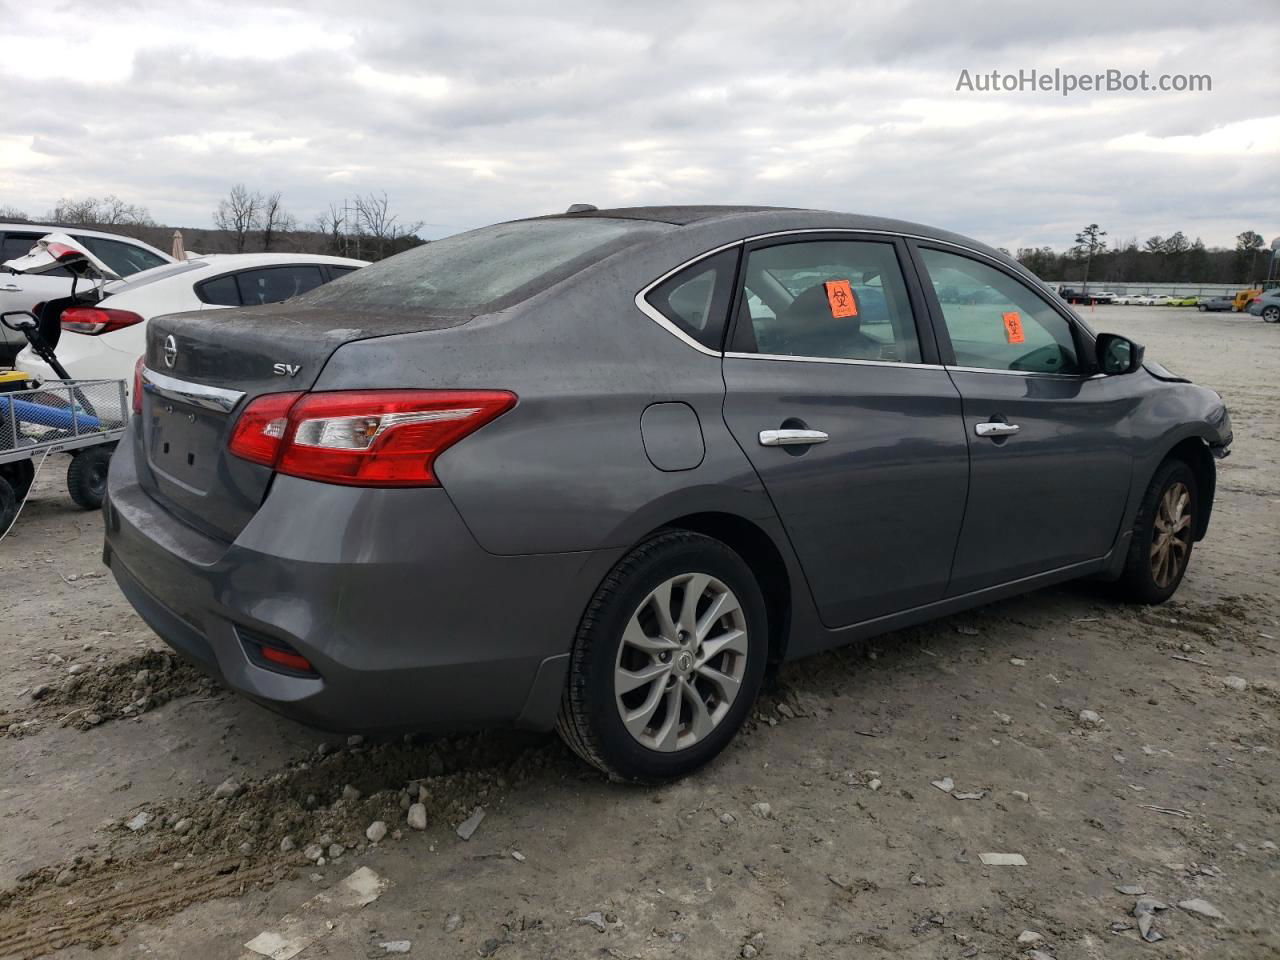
left=297, top=217, right=669, bottom=313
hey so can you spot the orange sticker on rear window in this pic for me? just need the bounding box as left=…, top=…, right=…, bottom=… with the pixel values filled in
left=824, top=280, right=858, bottom=319
left=1002, top=311, right=1024, bottom=344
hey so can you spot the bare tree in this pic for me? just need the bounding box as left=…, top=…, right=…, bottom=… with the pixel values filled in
left=47, top=195, right=153, bottom=232
left=1072, top=223, right=1107, bottom=291
left=214, top=184, right=262, bottom=254
left=1235, top=230, right=1264, bottom=282
left=0, top=205, right=29, bottom=221
left=260, top=192, right=295, bottom=252
left=353, top=192, right=424, bottom=260
left=313, top=202, right=348, bottom=256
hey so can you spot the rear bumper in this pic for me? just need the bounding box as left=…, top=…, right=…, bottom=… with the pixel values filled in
left=103, top=425, right=607, bottom=734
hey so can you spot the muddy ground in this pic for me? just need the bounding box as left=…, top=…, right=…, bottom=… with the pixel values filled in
left=1, top=304, right=1277, bottom=959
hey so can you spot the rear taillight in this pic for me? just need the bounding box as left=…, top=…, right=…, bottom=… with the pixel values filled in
left=227, top=390, right=516, bottom=487
left=61, top=306, right=144, bottom=335
left=132, top=356, right=145, bottom=415
left=227, top=392, right=303, bottom=466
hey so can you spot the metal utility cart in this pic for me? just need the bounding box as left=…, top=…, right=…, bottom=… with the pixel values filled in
left=0, top=311, right=128, bottom=532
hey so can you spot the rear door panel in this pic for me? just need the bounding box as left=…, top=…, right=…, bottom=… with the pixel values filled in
left=722, top=358, right=968, bottom=626
left=720, top=233, right=969, bottom=629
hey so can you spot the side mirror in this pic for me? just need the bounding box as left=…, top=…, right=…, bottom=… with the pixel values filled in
left=1095, top=333, right=1144, bottom=374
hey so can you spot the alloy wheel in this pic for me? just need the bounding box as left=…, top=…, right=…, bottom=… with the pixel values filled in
left=613, top=573, right=749, bottom=752
left=1150, top=481, right=1192, bottom=588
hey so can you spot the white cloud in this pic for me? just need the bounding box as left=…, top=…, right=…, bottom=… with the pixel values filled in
left=0, top=0, right=1276, bottom=249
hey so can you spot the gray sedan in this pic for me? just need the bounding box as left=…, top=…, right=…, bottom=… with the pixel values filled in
left=104, top=206, right=1232, bottom=782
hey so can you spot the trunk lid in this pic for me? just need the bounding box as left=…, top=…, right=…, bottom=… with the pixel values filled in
left=3, top=232, right=123, bottom=282
left=136, top=304, right=473, bottom=541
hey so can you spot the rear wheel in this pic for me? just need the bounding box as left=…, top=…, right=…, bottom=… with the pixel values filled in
left=66, top=445, right=114, bottom=510
left=1197, top=304, right=1207, bottom=312
left=1115, top=459, right=1197, bottom=604
left=0, top=476, right=15, bottom=534
left=0, top=459, right=34, bottom=502
left=557, top=530, right=768, bottom=782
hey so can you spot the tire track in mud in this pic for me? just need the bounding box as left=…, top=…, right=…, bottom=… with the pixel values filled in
left=0, top=726, right=569, bottom=958
left=0, top=859, right=279, bottom=958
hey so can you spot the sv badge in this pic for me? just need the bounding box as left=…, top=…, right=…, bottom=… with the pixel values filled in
left=273, top=363, right=302, bottom=377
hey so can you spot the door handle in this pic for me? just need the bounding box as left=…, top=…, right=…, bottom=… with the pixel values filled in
left=759, top=428, right=829, bottom=447
left=975, top=421, right=1020, bottom=438
left=0, top=284, right=21, bottom=292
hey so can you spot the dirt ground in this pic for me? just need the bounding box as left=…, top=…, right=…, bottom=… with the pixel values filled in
left=1, top=304, right=1277, bottom=960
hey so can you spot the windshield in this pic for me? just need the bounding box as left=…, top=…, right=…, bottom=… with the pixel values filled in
left=297, top=217, right=670, bottom=313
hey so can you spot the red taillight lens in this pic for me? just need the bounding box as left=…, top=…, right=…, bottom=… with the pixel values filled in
left=61, top=306, right=144, bottom=335
left=227, top=389, right=515, bottom=487
left=132, top=357, right=145, bottom=415
left=227, top=392, right=303, bottom=466
left=45, top=241, right=80, bottom=261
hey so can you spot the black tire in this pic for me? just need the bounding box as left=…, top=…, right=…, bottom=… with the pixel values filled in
left=0, top=459, right=34, bottom=501
left=1263, top=305, right=1280, bottom=323
left=0, top=476, right=15, bottom=533
left=557, top=530, right=769, bottom=783
left=1197, top=304, right=1207, bottom=312
left=1115, top=459, right=1197, bottom=604
left=66, top=445, right=114, bottom=510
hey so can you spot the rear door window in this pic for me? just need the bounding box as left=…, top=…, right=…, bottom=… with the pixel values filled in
left=71, top=236, right=168, bottom=276
left=235, top=265, right=326, bottom=305
left=919, top=248, right=1080, bottom=375
left=733, top=239, right=923, bottom=363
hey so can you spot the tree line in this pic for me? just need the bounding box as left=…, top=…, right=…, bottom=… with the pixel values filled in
left=1012, top=225, right=1273, bottom=286
left=1, top=187, right=426, bottom=262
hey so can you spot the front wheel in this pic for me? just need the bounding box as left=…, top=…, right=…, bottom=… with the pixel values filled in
left=1115, top=460, right=1197, bottom=604
left=1263, top=305, right=1280, bottom=323
left=557, top=530, right=769, bottom=783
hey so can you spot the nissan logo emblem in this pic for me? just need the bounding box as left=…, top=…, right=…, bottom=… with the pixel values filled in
left=163, top=335, right=178, bottom=369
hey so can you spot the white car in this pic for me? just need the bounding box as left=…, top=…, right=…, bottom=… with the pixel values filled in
left=1113, top=293, right=1151, bottom=305
left=0, top=223, right=173, bottom=364
left=6, top=235, right=366, bottom=387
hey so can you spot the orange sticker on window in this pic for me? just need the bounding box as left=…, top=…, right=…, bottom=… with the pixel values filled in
left=1002, top=311, right=1025, bottom=344
left=824, top=280, right=858, bottom=319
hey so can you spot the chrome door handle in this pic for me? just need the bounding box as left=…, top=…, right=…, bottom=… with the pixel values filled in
left=759, top=429, right=829, bottom=447
left=0, top=284, right=21, bottom=292
left=975, top=421, right=1020, bottom=437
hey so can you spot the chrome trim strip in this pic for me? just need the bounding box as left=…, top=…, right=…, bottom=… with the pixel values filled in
left=633, top=226, right=1072, bottom=358
left=944, top=364, right=1105, bottom=381
left=725, top=351, right=946, bottom=371
left=141, top=367, right=245, bottom=413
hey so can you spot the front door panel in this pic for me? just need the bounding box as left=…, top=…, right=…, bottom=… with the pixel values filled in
left=945, top=371, right=1135, bottom=594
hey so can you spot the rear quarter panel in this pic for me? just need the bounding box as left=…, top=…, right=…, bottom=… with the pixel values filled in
left=311, top=238, right=777, bottom=557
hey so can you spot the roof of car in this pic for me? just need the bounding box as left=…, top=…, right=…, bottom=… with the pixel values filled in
left=556, top=205, right=801, bottom=225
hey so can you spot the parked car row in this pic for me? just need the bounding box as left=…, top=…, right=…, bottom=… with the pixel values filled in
left=1, top=230, right=367, bottom=390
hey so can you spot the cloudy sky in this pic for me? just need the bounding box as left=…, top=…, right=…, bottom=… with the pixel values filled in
left=1, top=0, right=1277, bottom=251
